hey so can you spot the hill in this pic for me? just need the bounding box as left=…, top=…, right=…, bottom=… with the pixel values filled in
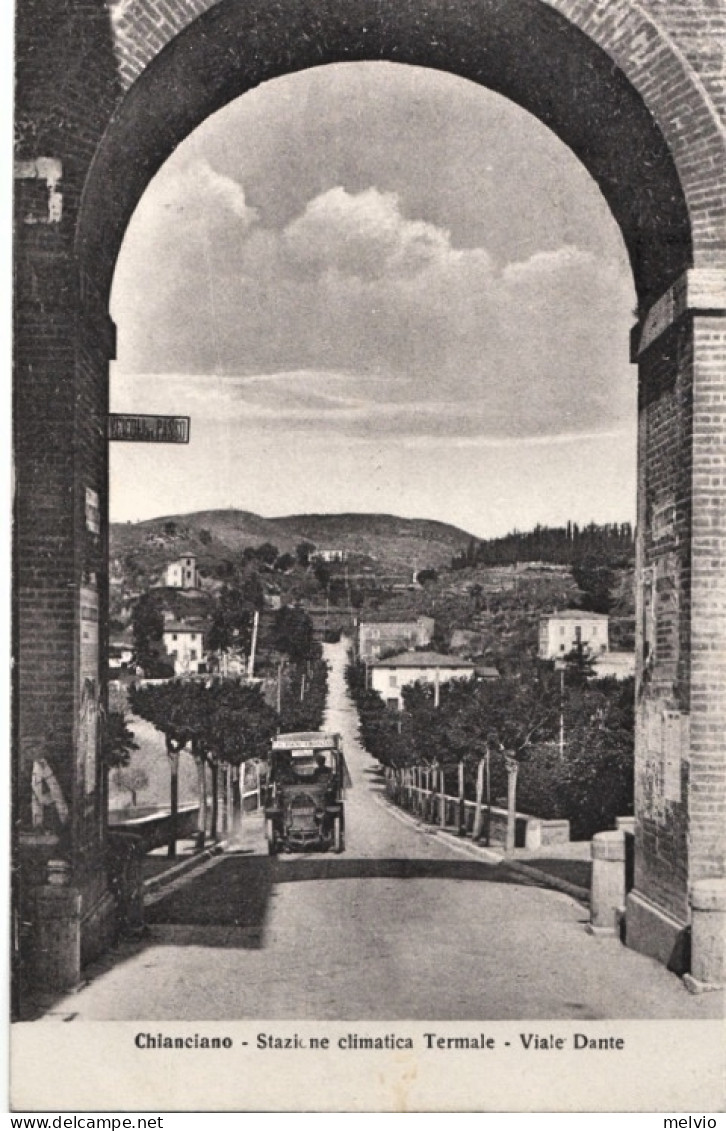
left=110, top=509, right=475, bottom=586
left=268, top=512, right=474, bottom=572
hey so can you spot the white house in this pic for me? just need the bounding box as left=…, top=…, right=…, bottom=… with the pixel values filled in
left=539, top=610, right=609, bottom=660
left=370, top=650, right=475, bottom=709
left=312, top=548, right=348, bottom=563
left=165, top=553, right=199, bottom=589
left=108, top=640, right=134, bottom=671
left=162, top=621, right=206, bottom=674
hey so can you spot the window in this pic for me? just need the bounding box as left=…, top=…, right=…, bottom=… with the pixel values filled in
left=387, top=698, right=399, bottom=710
left=560, top=626, right=566, bottom=636
left=389, top=674, right=397, bottom=688
left=191, top=634, right=196, bottom=641
left=560, top=644, right=566, bottom=652
left=172, top=633, right=177, bottom=641
left=190, top=650, right=197, bottom=660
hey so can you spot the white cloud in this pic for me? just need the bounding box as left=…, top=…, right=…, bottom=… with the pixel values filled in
left=283, top=186, right=454, bottom=279
left=185, top=159, right=258, bottom=226
left=113, top=180, right=635, bottom=444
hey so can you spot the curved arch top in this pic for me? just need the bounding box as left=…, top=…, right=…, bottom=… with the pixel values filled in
left=80, top=0, right=725, bottom=309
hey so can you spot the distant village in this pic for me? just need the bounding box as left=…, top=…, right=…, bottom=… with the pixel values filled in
left=109, top=525, right=636, bottom=697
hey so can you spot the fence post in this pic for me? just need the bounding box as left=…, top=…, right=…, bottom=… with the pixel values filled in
left=458, top=760, right=466, bottom=836
left=439, top=763, right=446, bottom=829
left=505, top=755, right=518, bottom=854
left=472, top=757, right=485, bottom=841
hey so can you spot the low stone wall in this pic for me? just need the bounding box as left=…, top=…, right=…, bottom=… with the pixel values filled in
left=388, top=776, right=570, bottom=848
left=110, top=805, right=200, bottom=852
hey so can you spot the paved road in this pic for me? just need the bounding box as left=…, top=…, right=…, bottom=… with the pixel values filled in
left=44, top=641, right=722, bottom=1020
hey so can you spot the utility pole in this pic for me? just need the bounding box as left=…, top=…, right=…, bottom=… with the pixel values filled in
left=247, top=610, right=259, bottom=679
left=559, top=665, right=565, bottom=758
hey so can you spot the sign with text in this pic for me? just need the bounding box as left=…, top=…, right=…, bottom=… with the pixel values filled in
left=108, top=413, right=190, bottom=443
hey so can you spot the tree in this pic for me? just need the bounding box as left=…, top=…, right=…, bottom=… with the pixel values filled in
left=206, top=681, right=279, bottom=766
left=416, top=568, right=438, bottom=586
left=572, top=555, right=616, bottom=614
left=562, top=641, right=598, bottom=687
left=205, top=682, right=279, bottom=836
left=101, top=710, right=138, bottom=769
left=129, top=681, right=195, bottom=857
left=296, top=541, right=316, bottom=567
left=241, top=571, right=265, bottom=611
left=275, top=552, right=295, bottom=573
left=207, top=585, right=254, bottom=655
left=255, top=542, right=279, bottom=567
left=401, top=672, right=558, bottom=849
left=131, top=593, right=165, bottom=671
left=313, top=561, right=331, bottom=589
left=114, top=765, right=149, bottom=809
left=279, top=658, right=329, bottom=732
left=168, top=679, right=216, bottom=845
left=198, top=528, right=212, bottom=545
left=273, top=606, right=315, bottom=663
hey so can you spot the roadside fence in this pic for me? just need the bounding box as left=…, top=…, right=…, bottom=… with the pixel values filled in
left=383, top=764, right=570, bottom=850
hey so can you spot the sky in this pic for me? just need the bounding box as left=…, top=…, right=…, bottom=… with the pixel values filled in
left=110, top=62, right=637, bottom=538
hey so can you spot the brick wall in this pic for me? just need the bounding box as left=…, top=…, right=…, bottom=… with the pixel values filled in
left=634, top=322, right=693, bottom=921
left=689, top=316, right=726, bottom=884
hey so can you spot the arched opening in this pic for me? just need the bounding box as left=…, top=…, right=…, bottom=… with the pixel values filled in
left=15, top=0, right=726, bottom=1002
left=80, top=0, right=709, bottom=971
left=105, top=61, right=640, bottom=841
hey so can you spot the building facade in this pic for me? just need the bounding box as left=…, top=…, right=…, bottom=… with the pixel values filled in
left=162, top=622, right=206, bottom=674
left=359, top=617, right=435, bottom=662
left=370, top=650, right=475, bottom=709
left=539, top=611, right=609, bottom=659
left=165, top=554, right=200, bottom=589
left=312, top=548, right=349, bottom=563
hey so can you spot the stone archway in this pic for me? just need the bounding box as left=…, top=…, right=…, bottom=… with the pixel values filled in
left=14, top=0, right=726, bottom=987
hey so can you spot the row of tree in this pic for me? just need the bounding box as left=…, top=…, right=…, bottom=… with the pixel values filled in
left=209, top=540, right=320, bottom=579
left=347, top=658, right=634, bottom=841
left=106, top=656, right=329, bottom=853
left=451, top=522, right=634, bottom=571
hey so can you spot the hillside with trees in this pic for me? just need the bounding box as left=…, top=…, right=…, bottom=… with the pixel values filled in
left=451, top=522, right=634, bottom=570
left=111, top=508, right=474, bottom=591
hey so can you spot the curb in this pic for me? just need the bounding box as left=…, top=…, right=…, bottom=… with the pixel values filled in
left=143, top=840, right=227, bottom=895
left=502, top=859, right=590, bottom=904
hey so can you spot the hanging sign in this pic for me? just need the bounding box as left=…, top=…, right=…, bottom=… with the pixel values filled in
left=108, top=414, right=190, bottom=443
